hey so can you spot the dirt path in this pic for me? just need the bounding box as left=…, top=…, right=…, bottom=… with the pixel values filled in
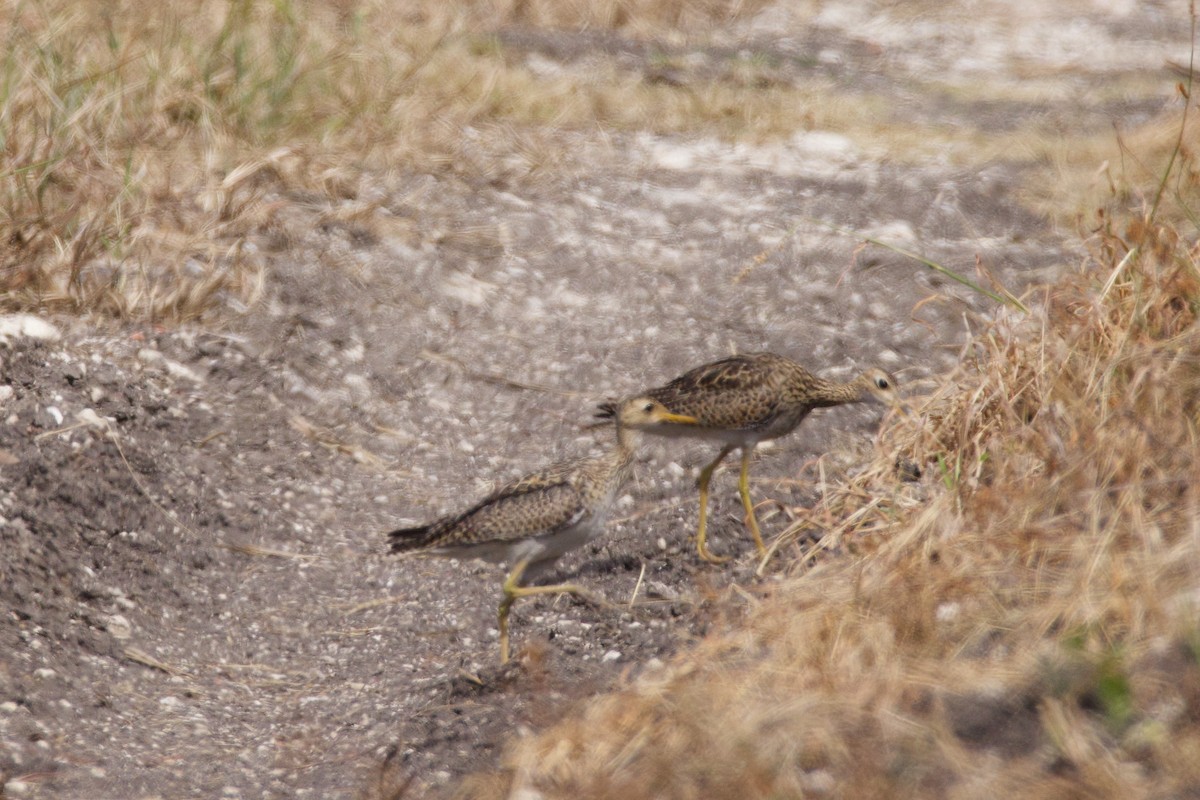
left=1, top=3, right=1190, bottom=797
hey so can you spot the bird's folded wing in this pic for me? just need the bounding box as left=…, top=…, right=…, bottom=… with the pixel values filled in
left=438, top=473, right=588, bottom=546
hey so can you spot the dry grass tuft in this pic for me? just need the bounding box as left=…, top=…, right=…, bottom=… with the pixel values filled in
left=476, top=102, right=1200, bottom=799
left=1026, top=108, right=1200, bottom=228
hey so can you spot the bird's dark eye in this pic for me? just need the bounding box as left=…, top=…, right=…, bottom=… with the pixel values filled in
left=643, top=402, right=654, bottom=413
left=876, top=377, right=890, bottom=389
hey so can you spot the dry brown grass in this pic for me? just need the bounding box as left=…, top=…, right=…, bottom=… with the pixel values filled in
left=470, top=105, right=1200, bottom=799
left=18, top=0, right=1092, bottom=324
left=12, top=1, right=1126, bottom=324
left=1025, top=112, right=1200, bottom=229
left=0, top=0, right=781, bottom=322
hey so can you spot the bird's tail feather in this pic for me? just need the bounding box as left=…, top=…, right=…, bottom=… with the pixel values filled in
left=388, top=524, right=433, bottom=553
left=595, top=400, right=618, bottom=420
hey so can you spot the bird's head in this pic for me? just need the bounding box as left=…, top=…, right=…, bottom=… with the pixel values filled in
left=620, top=396, right=699, bottom=430
left=856, top=367, right=901, bottom=407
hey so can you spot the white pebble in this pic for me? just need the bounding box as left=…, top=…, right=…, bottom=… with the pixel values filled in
left=105, top=614, right=133, bottom=640
left=343, top=373, right=371, bottom=396
left=863, top=220, right=918, bottom=249
left=0, top=314, right=60, bottom=344
left=76, top=408, right=111, bottom=431
left=45, top=406, right=63, bottom=425
left=936, top=602, right=961, bottom=623
left=790, top=130, right=857, bottom=160
left=164, top=360, right=202, bottom=383
left=138, top=348, right=202, bottom=382
left=802, top=769, right=836, bottom=794
left=601, top=650, right=621, bottom=663
left=137, top=347, right=164, bottom=365
left=509, top=787, right=546, bottom=800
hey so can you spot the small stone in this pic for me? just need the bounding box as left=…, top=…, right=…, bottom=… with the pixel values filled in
left=936, top=602, right=961, bottom=622
left=601, top=650, right=621, bottom=663
left=77, top=408, right=112, bottom=431
left=0, top=314, right=61, bottom=344
left=33, top=668, right=56, bottom=680
left=139, top=348, right=202, bottom=382
left=802, top=769, right=836, bottom=794
left=343, top=373, right=371, bottom=397
left=163, top=359, right=203, bottom=383
left=137, top=347, right=164, bottom=366
left=646, top=581, right=676, bottom=600
left=105, top=614, right=133, bottom=640
left=509, top=787, right=546, bottom=800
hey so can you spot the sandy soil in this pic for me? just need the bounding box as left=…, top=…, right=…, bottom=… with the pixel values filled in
left=0, top=2, right=1190, bottom=797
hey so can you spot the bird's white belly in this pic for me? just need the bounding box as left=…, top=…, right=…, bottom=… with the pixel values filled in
left=651, top=410, right=809, bottom=448
left=522, top=513, right=606, bottom=564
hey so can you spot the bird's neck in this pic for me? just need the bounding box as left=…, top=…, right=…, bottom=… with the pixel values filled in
left=614, top=424, right=641, bottom=456
left=807, top=376, right=865, bottom=408
left=602, top=425, right=639, bottom=490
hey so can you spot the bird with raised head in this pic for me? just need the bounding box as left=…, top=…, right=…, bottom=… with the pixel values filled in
left=388, top=395, right=694, bottom=662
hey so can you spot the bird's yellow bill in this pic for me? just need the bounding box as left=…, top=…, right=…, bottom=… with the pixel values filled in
left=659, top=411, right=701, bottom=425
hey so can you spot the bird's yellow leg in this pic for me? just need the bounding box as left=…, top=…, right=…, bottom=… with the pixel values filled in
left=497, top=560, right=527, bottom=664
left=498, top=558, right=599, bottom=663
left=696, top=445, right=736, bottom=564
left=738, top=446, right=766, bottom=555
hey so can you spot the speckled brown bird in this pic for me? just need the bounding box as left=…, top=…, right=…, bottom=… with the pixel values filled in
left=601, top=352, right=899, bottom=563
left=388, top=396, right=694, bottom=663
